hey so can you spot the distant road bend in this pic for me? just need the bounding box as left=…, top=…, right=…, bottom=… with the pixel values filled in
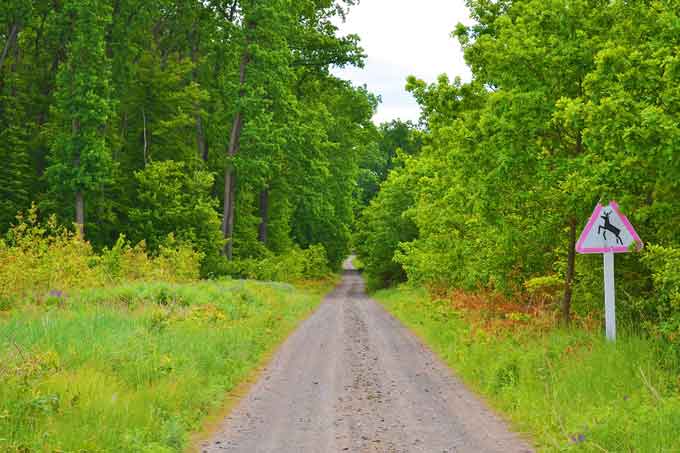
left=202, top=258, right=533, bottom=453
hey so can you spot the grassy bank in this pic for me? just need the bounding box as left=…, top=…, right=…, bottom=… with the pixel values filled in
left=375, top=287, right=680, bottom=452
left=0, top=278, right=332, bottom=452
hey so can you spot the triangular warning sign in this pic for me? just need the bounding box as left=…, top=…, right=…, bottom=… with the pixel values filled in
left=576, top=201, right=643, bottom=254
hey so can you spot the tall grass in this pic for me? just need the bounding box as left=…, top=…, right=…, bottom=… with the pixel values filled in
left=376, top=287, right=680, bottom=452
left=0, top=279, right=330, bottom=452
left=0, top=208, right=201, bottom=308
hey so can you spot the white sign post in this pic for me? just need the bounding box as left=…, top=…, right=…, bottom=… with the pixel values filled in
left=576, top=201, right=642, bottom=341
left=603, top=251, right=616, bottom=341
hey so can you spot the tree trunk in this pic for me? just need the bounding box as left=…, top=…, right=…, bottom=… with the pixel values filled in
left=0, top=23, right=19, bottom=71
left=75, top=191, right=85, bottom=239
left=222, top=169, right=237, bottom=259
left=196, top=115, right=207, bottom=161
left=72, top=116, right=85, bottom=240
left=258, top=188, right=269, bottom=244
left=142, top=107, right=148, bottom=165
left=222, top=34, right=250, bottom=258
left=561, top=217, right=577, bottom=325
left=190, top=23, right=208, bottom=162
left=222, top=111, right=242, bottom=258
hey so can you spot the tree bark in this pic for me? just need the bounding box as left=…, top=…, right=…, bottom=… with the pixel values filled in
left=222, top=110, right=242, bottom=258
left=222, top=31, right=250, bottom=258
left=142, top=107, right=148, bottom=165
left=258, top=188, right=269, bottom=244
left=75, top=191, right=85, bottom=239
left=560, top=123, right=583, bottom=324
left=190, top=22, right=208, bottom=162
left=196, top=114, right=207, bottom=161
left=561, top=217, right=577, bottom=325
left=222, top=169, right=237, bottom=259
left=72, top=117, right=85, bottom=240
left=0, top=24, right=19, bottom=71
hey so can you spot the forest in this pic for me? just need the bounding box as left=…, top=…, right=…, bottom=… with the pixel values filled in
left=357, top=0, right=680, bottom=342
left=0, top=0, right=378, bottom=281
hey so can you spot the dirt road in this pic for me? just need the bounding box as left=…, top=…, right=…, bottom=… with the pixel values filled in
left=201, top=260, right=533, bottom=452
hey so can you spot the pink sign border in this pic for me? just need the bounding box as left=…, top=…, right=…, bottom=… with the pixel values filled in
left=575, top=201, right=643, bottom=254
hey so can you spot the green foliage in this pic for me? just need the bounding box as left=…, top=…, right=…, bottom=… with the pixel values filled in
left=0, top=206, right=200, bottom=302
left=377, top=287, right=680, bottom=452
left=0, top=0, right=372, bottom=274
left=226, top=244, right=331, bottom=283
left=357, top=1, right=680, bottom=330
left=0, top=84, right=31, bottom=231
left=128, top=160, right=222, bottom=271
left=46, top=0, right=113, bottom=211
left=288, top=79, right=379, bottom=268
left=0, top=279, right=329, bottom=451
left=354, top=158, right=419, bottom=290
left=355, top=120, right=422, bottom=208
left=639, top=245, right=680, bottom=348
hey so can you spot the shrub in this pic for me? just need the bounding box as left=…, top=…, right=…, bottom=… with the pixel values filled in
left=128, top=160, right=224, bottom=271
left=0, top=207, right=102, bottom=301
left=640, top=245, right=680, bottom=346
left=225, top=245, right=331, bottom=283
left=354, top=160, right=419, bottom=290
left=0, top=206, right=201, bottom=303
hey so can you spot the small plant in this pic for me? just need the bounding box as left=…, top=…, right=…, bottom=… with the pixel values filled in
left=44, top=290, right=65, bottom=308
left=0, top=296, right=14, bottom=311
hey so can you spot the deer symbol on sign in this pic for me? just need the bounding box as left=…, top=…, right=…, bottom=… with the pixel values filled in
left=598, top=211, right=623, bottom=245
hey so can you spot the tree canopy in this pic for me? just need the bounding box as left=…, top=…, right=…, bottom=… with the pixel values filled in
left=0, top=0, right=378, bottom=274
left=356, top=0, right=680, bottom=336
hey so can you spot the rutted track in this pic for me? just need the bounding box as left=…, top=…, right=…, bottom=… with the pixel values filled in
left=201, top=260, right=533, bottom=452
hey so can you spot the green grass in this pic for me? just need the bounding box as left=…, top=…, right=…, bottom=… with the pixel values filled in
left=0, top=279, right=331, bottom=452
left=375, top=287, right=680, bottom=452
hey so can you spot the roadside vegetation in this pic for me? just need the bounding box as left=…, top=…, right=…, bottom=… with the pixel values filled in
left=0, top=279, right=329, bottom=452
left=0, top=214, right=333, bottom=451
left=376, top=287, right=680, bottom=452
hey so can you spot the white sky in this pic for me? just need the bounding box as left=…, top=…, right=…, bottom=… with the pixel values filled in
left=332, top=0, right=474, bottom=124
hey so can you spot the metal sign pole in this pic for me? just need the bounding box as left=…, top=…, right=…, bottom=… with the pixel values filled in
left=603, top=251, right=616, bottom=341
left=577, top=201, right=642, bottom=341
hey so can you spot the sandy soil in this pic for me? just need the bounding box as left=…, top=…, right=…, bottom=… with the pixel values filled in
left=201, top=259, right=533, bottom=452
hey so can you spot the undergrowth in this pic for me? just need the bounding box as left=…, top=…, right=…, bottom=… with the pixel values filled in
left=223, top=244, right=332, bottom=282
left=375, top=287, right=680, bottom=452
left=0, top=279, right=331, bottom=452
left=0, top=208, right=200, bottom=308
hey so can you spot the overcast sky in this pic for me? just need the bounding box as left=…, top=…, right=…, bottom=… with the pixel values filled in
left=332, top=0, right=473, bottom=124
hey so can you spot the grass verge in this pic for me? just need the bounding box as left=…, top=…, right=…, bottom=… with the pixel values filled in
left=0, top=278, right=333, bottom=452
left=375, top=286, right=680, bottom=452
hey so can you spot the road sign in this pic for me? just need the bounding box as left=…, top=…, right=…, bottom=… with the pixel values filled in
left=576, top=201, right=643, bottom=341
left=576, top=201, right=642, bottom=254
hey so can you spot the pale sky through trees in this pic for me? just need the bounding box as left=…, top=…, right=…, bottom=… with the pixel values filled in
left=333, top=0, right=473, bottom=124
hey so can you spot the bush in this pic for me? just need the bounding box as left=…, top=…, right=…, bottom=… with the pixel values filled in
left=640, top=245, right=680, bottom=346
left=0, top=206, right=201, bottom=303
left=0, top=208, right=102, bottom=301
left=354, top=159, right=419, bottom=290
left=128, top=161, right=224, bottom=271
left=225, top=245, right=331, bottom=282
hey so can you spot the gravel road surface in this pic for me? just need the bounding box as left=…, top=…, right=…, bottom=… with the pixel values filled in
left=201, top=259, right=533, bottom=453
